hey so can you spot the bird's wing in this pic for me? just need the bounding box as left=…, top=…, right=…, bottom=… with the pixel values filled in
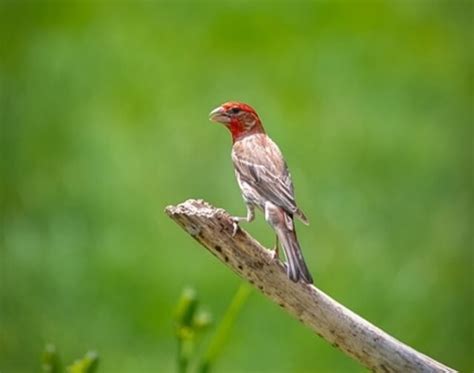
left=232, top=134, right=308, bottom=223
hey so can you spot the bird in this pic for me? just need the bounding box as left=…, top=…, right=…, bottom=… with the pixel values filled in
left=209, top=101, right=313, bottom=284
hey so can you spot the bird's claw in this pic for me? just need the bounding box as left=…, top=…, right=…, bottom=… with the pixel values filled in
left=271, top=237, right=280, bottom=260
left=271, top=245, right=281, bottom=261
left=231, top=218, right=239, bottom=237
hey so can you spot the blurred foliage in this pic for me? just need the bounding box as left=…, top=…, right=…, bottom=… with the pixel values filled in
left=199, top=284, right=251, bottom=373
left=0, top=1, right=472, bottom=372
left=67, top=351, right=99, bottom=373
left=41, top=344, right=98, bottom=373
left=175, top=287, right=213, bottom=373
left=42, top=344, right=61, bottom=373
left=174, top=285, right=250, bottom=373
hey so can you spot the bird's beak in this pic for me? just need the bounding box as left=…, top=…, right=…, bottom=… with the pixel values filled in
left=209, top=106, right=230, bottom=124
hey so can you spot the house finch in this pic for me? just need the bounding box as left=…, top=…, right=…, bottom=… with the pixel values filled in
left=209, top=102, right=313, bottom=284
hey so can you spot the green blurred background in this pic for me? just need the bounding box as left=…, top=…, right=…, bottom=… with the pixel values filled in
left=1, top=1, right=472, bottom=372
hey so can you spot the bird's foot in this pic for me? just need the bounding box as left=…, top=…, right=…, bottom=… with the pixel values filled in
left=231, top=216, right=244, bottom=237
left=271, top=245, right=280, bottom=261
left=271, top=236, right=280, bottom=261
left=232, top=221, right=239, bottom=236
left=230, top=206, right=255, bottom=237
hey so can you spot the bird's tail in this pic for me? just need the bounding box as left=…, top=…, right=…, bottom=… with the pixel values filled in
left=276, top=223, right=313, bottom=284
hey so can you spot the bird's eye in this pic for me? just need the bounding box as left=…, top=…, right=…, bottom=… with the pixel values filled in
left=229, top=107, right=241, bottom=114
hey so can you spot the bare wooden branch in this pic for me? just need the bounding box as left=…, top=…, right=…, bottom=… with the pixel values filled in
left=165, top=199, right=456, bottom=373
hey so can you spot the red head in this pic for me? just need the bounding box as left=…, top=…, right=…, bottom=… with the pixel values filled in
left=209, top=102, right=265, bottom=142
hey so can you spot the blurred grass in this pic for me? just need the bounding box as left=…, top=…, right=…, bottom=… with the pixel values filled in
left=0, top=1, right=472, bottom=372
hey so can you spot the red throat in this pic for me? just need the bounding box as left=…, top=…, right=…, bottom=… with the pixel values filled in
left=228, top=118, right=265, bottom=143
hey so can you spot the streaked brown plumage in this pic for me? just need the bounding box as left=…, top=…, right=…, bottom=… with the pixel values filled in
left=209, top=102, right=313, bottom=283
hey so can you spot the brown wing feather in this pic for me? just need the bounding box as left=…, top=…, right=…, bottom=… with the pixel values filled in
left=232, top=134, right=308, bottom=224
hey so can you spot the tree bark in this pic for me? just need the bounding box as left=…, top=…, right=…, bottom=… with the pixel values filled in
left=165, top=199, right=456, bottom=373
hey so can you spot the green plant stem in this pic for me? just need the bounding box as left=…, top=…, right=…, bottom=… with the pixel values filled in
left=198, top=283, right=252, bottom=373
left=177, top=337, right=188, bottom=373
